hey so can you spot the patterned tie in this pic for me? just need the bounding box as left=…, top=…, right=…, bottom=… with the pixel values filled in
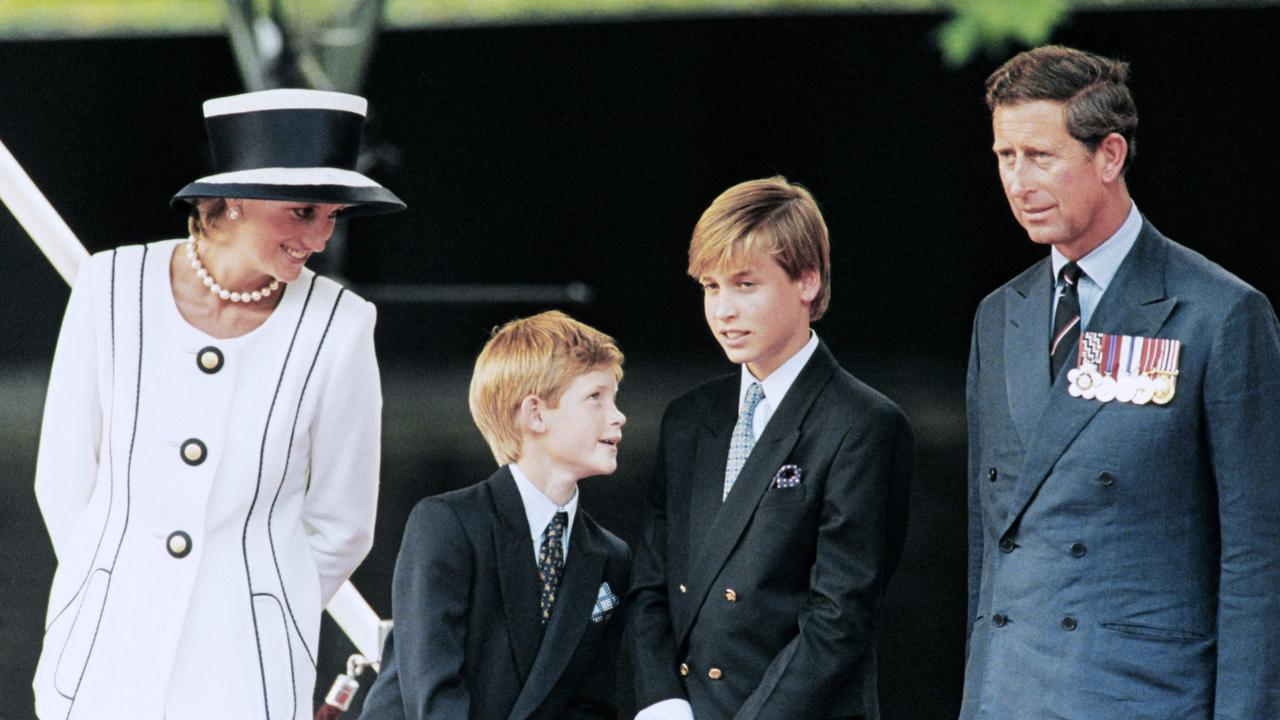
left=723, top=382, right=765, bottom=500
left=538, top=511, right=569, bottom=624
left=1051, top=261, right=1084, bottom=381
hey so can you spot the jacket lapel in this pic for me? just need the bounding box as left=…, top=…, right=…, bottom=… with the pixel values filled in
left=679, top=343, right=835, bottom=646
left=1004, top=257, right=1055, bottom=449
left=686, top=379, right=736, bottom=559
left=507, top=514, right=607, bottom=720
left=1003, top=224, right=1177, bottom=537
left=489, top=468, right=543, bottom=684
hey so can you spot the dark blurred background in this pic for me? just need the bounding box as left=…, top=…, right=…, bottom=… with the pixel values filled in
left=2, top=6, right=1278, bottom=719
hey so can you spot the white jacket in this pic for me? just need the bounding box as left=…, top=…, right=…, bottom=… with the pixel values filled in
left=33, top=239, right=381, bottom=719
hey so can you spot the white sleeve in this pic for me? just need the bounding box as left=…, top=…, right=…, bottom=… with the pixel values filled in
left=34, top=260, right=102, bottom=561
left=635, top=699, right=697, bottom=720
left=304, top=297, right=381, bottom=604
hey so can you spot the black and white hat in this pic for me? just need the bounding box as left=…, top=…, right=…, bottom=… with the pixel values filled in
left=171, top=88, right=405, bottom=217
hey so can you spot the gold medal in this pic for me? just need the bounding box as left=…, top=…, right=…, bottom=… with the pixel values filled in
left=1152, top=373, right=1176, bottom=405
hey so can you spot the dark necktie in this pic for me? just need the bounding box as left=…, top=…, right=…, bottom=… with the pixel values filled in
left=1050, top=261, right=1084, bottom=381
left=538, top=511, right=569, bottom=624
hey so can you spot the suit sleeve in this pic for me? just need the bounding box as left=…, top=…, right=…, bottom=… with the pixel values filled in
left=1204, top=289, right=1280, bottom=718
left=306, top=298, right=381, bottom=604
left=965, top=308, right=985, bottom=653
left=374, top=499, right=474, bottom=720
left=625, top=405, right=691, bottom=709
left=737, top=402, right=915, bottom=718
left=35, top=259, right=102, bottom=561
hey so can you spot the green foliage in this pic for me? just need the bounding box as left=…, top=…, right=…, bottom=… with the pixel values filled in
left=936, top=0, right=1073, bottom=67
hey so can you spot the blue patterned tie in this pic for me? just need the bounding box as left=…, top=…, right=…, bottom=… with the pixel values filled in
left=724, top=382, right=765, bottom=500
left=538, top=511, right=569, bottom=624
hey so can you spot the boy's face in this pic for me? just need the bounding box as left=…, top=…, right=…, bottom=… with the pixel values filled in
left=700, top=253, right=818, bottom=380
left=539, top=368, right=626, bottom=480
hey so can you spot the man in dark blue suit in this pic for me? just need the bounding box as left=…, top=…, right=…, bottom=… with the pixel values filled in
left=628, top=177, right=913, bottom=720
left=963, top=45, right=1280, bottom=718
left=360, top=311, right=630, bottom=720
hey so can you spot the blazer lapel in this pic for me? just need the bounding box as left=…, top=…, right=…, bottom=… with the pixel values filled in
left=679, top=344, right=835, bottom=647
left=1004, top=257, right=1055, bottom=450
left=687, top=380, right=736, bottom=559
left=1003, top=224, right=1176, bottom=538
left=490, top=468, right=543, bottom=684
left=507, top=514, right=607, bottom=720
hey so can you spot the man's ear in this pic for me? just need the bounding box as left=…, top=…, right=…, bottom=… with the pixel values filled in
left=1095, top=132, right=1128, bottom=184
left=518, top=394, right=546, bottom=433
left=798, top=268, right=820, bottom=303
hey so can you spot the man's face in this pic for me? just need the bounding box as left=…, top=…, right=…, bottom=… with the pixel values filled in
left=992, top=100, right=1113, bottom=259
left=699, top=253, right=817, bottom=380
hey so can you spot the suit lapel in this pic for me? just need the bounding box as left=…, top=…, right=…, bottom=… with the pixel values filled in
left=1004, top=257, right=1055, bottom=449
left=679, top=344, right=835, bottom=646
left=508, top=513, right=607, bottom=720
left=490, top=468, right=543, bottom=684
left=687, top=379, right=736, bottom=559
left=1003, top=224, right=1177, bottom=537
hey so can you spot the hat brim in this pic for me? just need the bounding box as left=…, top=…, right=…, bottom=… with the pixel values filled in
left=171, top=168, right=405, bottom=217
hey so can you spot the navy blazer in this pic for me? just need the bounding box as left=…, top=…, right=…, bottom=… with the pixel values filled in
left=962, top=221, right=1280, bottom=718
left=360, top=467, right=630, bottom=720
left=627, top=342, right=913, bottom=720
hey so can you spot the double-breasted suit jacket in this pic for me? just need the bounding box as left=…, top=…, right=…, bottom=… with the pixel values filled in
left=360, top=467, right=630, bottom=720
left=963, top=222, right=1280, bottom=719
left=33, top=239, right=381, bottom=720
left=627, top=343, right=913, bottom=720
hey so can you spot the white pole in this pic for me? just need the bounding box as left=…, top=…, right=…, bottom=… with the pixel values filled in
left=1, top=133, right=385, bottom=664
left=0, top=138, right=88, bottom=284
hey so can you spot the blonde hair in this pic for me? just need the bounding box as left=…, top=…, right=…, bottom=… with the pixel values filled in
left=687, top=176, right=831, bottom=320
left=186, top=197, right=229, bottom=240
left=469, top=310, right=624, bottom=465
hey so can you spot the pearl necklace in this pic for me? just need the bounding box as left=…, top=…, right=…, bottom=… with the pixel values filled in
left=185, top=239, right=280, bottom=303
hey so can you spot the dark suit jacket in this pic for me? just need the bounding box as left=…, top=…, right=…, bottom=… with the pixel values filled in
left=626, top=342, right=913, bottom=720
left=962, top=221, right=1280, bottom=719
left=360, top=467, right=631, bottom=720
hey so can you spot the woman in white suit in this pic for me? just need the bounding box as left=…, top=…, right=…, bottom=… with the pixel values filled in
left=32, top=89, right=404, bottom=720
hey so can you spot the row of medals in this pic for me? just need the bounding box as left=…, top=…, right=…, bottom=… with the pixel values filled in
left=1068, top=364, right=1177, bottom=405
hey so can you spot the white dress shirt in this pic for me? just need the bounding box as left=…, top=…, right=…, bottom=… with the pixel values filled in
left=738, top=331, right=820, bottom=440
left=510, top=462, right=579, bottom=563
left=1051, top=201, right=1142, bottom=330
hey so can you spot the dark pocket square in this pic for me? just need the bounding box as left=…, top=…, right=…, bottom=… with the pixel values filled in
left=773, top=464, right=802, bottom=489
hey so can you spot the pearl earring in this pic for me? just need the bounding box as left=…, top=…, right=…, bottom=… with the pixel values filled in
left=228, top=207, right=241, bottom=220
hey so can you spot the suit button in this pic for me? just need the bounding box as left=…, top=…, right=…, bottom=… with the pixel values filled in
left=987, top=467, right=998, bottom=482
left=992, top=613, right=1008, bottom=627
left=1098, top=471, right=1115, bottom=486
left=197, top=346, right=224, bottom=374
left=724, top=588, right=737, bottom=603
left=1061, top=615, right=1078, bottom=631
left=181, top=438, right=207, bottom=466
left=999, top=537, right=1015, bottom=553
left=708, top=668, right=723, bottom=680
left=679, top=663, right=689, bottom=677
left=167, top=530, right=192, bottom=558
left=1070, top=542, right=1087, bottom=557
left=678, top=583, right=687, bottom=594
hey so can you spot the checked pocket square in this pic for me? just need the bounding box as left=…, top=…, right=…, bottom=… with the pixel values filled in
left=591, top=581, right=619, bottom=623
left=773, top=464, right=803, bottom=489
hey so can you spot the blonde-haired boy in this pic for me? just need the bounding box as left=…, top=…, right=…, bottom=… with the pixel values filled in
left=361, top=310, right=630, bottom=720
left=628, top=177, right=914, bottom=720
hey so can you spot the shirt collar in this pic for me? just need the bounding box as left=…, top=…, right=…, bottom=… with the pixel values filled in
left=509, top=462, right=578, bottom=542
left=1051, top=201, right=1142, bottom=293
left=739, top=331, right=820, bottom=410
